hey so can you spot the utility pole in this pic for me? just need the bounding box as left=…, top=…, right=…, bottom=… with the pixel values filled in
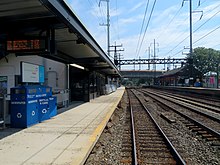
left=99, top=0, right=110, bottom=56
left=148, top=47, right=151, bottom=70
left=118, top=53, right=123, bottom=71
left=189, top=0, right=193, bottom=56
left=109, top=42, right=124, bottom=67
left=163, top=58, right=166, bottom=70
left=182, top=0, right=203, bottom=86
left=167, top=56, right=171, bottom=70
left=139, top=56, right=141, bottom=70
left=153, top=39, right=156, bottom=85
left=153, top=39, right=156, bottom=71
left=182, top=0, right=193, bottom=56
left=150, top=39, right=159, bottom=85
left=182, top=0, right=203, bottom=57
left=150, top=39, right=159, bottom=71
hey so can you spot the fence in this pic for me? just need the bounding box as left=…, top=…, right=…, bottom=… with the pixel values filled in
left=53, top=89, right=69, bottom=108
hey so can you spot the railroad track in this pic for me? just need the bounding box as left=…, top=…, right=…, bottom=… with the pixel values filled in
left=155, top=87, right=220, bottom=103
left=120, top=89, right=186, bottom=165
left=139, top=89, right=220, bottom=144
left=143, top=88, right=220, bottom=114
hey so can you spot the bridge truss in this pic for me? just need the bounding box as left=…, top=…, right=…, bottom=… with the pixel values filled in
left=117, top=58, right=187, bottom=66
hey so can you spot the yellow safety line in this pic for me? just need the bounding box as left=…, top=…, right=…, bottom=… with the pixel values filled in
left=71, top=88, right=124, bottom=165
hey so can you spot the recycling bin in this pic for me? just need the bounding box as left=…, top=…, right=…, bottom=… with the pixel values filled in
left=38, top=97, right=50, bottom=122
left=49, top=96, right=57, bottom=118
left=10, top=86, right=39, bottom=128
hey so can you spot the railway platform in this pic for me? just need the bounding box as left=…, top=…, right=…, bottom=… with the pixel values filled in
left=0, top=87, right=125, bottom=165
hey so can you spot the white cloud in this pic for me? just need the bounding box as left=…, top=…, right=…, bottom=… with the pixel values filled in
left=67, top=0, right=220, bottom=70
left=119, top=17, right=139, bottom=24
left=152, top=5, right=180, bottom=26
left=128, top=1, right=145, bottom=13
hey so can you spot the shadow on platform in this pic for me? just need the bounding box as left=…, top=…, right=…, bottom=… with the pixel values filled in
left=0, top=101, right=83, bottom=140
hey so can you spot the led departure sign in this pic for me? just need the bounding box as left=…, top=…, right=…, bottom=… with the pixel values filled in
left=7, top=39, right=48, bottom=52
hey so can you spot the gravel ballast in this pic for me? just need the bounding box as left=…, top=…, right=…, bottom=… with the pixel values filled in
left=84, top=90, right=219, bottom=165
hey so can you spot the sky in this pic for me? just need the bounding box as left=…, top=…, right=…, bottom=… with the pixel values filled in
left=65, top=0, right=220, bottom=70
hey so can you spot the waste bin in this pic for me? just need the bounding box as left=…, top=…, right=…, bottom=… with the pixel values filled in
left=38, top=97, right=50, bottom=122
left=49, top=96, right=57, bottom=118
left=10, top=85, right=57, bottom=127
left=10, top=86, right=39, bottom=128
left=37, top=86, right=52, bottom=122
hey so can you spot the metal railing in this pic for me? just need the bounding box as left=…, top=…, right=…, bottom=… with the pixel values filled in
left=53, top=89, right=70, bottom=108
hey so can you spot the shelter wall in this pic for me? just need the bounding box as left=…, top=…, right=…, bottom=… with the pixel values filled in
left=0, top=54, right=67, bottom=95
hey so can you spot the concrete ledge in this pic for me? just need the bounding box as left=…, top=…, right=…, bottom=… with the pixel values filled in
left=0, top=87, right=125, bottom=165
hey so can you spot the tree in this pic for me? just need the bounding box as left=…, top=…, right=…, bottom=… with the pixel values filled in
left=187, top=47, right=220, bottom=74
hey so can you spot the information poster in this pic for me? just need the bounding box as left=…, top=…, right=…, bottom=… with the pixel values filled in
left=21, top=62, right=45, bottom=83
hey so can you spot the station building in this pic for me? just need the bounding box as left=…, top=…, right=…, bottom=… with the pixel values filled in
left=0, top=0, right=120, bottom=125
left=158, top=64, right=202, bottom=86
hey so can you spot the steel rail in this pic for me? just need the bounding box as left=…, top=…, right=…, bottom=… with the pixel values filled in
left=143, top=90, right=220, bottom=123
left=128, top=93, right=138, bottom=165
left=142, top=90, right=220, bottom=139
left=146, top=89, right=220, bottom=114
left=130, top=89, right=186, bottom=165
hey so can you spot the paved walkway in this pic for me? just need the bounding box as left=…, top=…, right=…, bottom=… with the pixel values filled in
left=0, top=87, right=125, bottom=165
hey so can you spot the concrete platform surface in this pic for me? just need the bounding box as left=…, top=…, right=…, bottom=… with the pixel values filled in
left=0, top=87, right=125, bottom=165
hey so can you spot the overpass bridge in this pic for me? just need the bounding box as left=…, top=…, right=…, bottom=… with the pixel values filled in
left=118, top=58, right=187, bottom=66
left=120, top=70, right=164, bottom=78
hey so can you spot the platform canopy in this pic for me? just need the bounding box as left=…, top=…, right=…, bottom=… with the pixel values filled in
left=0, top=0, right=120, bottom=76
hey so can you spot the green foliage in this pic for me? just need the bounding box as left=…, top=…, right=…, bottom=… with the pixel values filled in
left=137, top=78, right=147, bottom=86
left=121, top=77, right=152, bottom=86
left=187, top=47, right=220, bottom=74
left=121, top=79, right=133, bottom=86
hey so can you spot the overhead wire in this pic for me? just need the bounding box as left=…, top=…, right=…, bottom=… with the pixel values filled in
left=155, top=5, right=183, bottom=43
left=212, top=44, right=220, bottom=50
left=168, top=35, right=189, bottom=58
left=170, top=25, right=220, bottom=57
left=171, top=48, right=185, bottom=58
left=161, top=2, right=203, bottom=53
left=85, top=0, right=112, bottom=57
left=162, top=1, right=207, bottom=55
left=111, top=0, right=121, bottom=43
left=168, top=5, right=220, bottom=57
left=135, top=0, right=150, bottom=58
left=164, top=1, right=220, bottom=58
left=155, top=6, right=185, bottom=59
left=193, top=2, right=220, bottom=26
left=136, top=0, right=157, bottom=58
left=160, top=5, right=191, bottom=50
left=193, top=4, right=220, bottom=33
left=170, top=23, right=220, bottom=57
left=115, top=0, right=121, bottom=42
left=98, top=1, right=107, bottom=33
left=193, top=25, right=220, bottom=45
left=85, top=0, right=107, bottom=34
